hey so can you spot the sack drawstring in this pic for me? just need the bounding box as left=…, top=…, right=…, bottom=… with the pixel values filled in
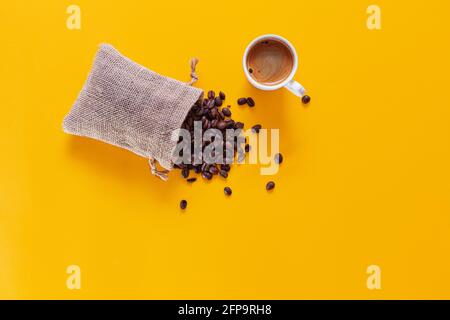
left=148, top=157, right=169, bottom=181
left=187, top=57, right=199, bottom=85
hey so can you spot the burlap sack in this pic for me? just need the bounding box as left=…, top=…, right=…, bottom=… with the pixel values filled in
left=63, top=44, right=203, bottom=180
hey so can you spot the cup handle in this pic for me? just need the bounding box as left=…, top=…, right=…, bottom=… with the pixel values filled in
left=285, top=79, right=305, bottom=97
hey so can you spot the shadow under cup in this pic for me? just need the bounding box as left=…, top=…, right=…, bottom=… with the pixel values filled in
left=246, top=38, right=295, bottom=87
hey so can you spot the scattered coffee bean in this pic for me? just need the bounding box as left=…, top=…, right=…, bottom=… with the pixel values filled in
left=222, top=108, right=231, bottom=117
left=234, top=121, right=244, bottom=129
left=208, top=90, right=215, bottom=99
left=274, top=153, right=283, bottom=164
left=219, top=91, right=226, bottom=100
left=215, top=96, right=223, bottom=107
left=194, top=165, right=202, bottom=174
left=220, top=164, right=231, bottom=172
left=202, top=171, right=213, bottom=180
left=186, top=178, right=197, bottom=183
left=219, top=170, right=228, bottom=178
left=245, top=144, right=251, bottom=152
left=237, top=97, right=247, bottom=105
left=209, top=165, right=219, bottom=175
left=302, top=95, right=311, bottom=104
left=252, top=124, right=262, bottom=133
left=181, top=167, right=190, bottom=179
left=247, top=97, right=255, bottom=107
left=217, top=120, right=227, bottom=130
left=224, top=187, right=232, bottom=196
left=180, top=199, right=188, bottom=209
left=266, top=181, right=275, bottom=191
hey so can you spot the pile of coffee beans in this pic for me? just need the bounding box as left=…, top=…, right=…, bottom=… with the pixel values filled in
left=175, top=91, right=296, bottom=210
left=174, top=90, right=250, bottom=182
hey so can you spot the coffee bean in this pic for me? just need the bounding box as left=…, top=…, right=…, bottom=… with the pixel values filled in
left=252, top=124, right=262, bottom=133
left=209, top=165, right=219, bottom=175
left=180, top=199, right=188, bottom=209
left=245, top=144, right=250, bottom=152
left=219, top=170, right=228, bottom=178
left=220, top=164, right=231, bottom=172
left=217, top=121, right=227, bottom=130
left=237, top=98, right=247, bottom=105
left=224, top=187, right=232, bottom=196
left=202, top=171, right=212, bottom=180
left=215, top=96, right=223, bottom=107
left=207, top=99, right=215, bottom=109
left=181, top=167, right=190, bottom=178
left=247, top=97, right=255, bottom=107
left=208, top=90, right=215, bottom=99
left=194, top=165, right=202, bottom=174
left=210, top=108, right=219, bottom=119
left=234, top=122, right=244, bottom=129
left=225, top=119, right=235, bottom=128
left=219, top=91, right=226, bottom=100
left=302, top=95, right=311, bottom=104
left=266, top=181, right=275, bottom=191
left=222, top=108, right=231, bottom=117
left=187, top=178, right=197, bottom=183
left=248, top=68, right=253, bottom=74
left=274, top=153, right=283, bottom=164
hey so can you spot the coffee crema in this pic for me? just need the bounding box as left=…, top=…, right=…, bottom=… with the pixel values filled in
left=246, top=39, right=294, bottom=86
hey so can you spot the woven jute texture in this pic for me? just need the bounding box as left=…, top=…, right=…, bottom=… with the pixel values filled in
left=63, top=44, right=203, bottom=173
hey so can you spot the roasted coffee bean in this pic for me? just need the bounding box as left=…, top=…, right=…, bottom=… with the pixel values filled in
left=207, top=99, right=215, bottom=109
left=224, top=187, right=232, bottom=196
left=208, top=90, right=215, bottom=99
left=215, top=96, right=223, bottom=107
left=245, top=144, right=251, bottom=152
left=252, top=124, right=262, bottom=133
left=247, top=97, right=255, bottom=107
left=217, top=121, right=227, bottom=130
left=180, top=200, right=188, bottom=209
left=225, top=119, right=235, bottom=129
left=220, top=164, right=231, bottom=172
left=266, top=181, right=275, bottom=191
left=202, top=171, right=213, bottom=180
left=194, top=165, right=202, bottom=174
left=219, top=91, right=226, bottom=100
left=222, top=108, right=231, bottom=117
left=210, top=108, right=219, bottom=119
left=219, top=170, right=228, bottom=178
left=181, top=167, right=190, bottom=178
left=237, top=97, right=247, bottom=105
left=234, top=122, right=244, bottom=129
left=201, top=118, right=208, bottom=130
left=302, top=95, right=311, bottom=104
left=274, top=153, right=283, bottom=164
left=187, top=178, right=197, bottom=183
left=209, top=165, right=219, bottom=175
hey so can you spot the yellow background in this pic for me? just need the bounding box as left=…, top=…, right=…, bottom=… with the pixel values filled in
left=1, top=0, right=450, bottom=299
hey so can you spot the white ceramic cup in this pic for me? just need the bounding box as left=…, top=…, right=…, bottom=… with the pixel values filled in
left=243, top=34, right=305, bottom=97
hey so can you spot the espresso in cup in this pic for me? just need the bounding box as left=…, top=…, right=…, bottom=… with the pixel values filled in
left=243, top=34, right=306, bottom=97
left=246, top=39, right=294, bottom=86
